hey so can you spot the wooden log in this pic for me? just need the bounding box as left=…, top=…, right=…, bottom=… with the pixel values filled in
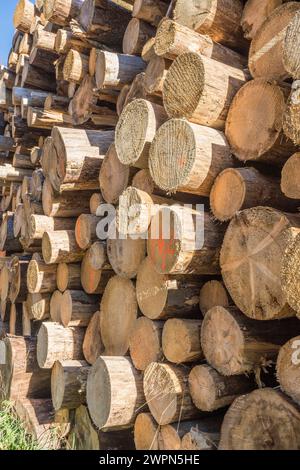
left=51, top=359, right=90, bottom=410
left=37, top=322, right=85, bottom=368
left=22, top=302, right=32, bottom=337
left=81, top=249, right=113, bottom=295
left=148, top=205, right=224, bottom=275
left=107, top=221, right=146, bottom=279
left=0, top=335, right=51, bottom=400
left=42, top=230, right=85, bottom=265
left=201, top=306, right=300, bottom=375
left=9, top=256, right=29, bottom=304
left=199, top=280, right=229, bottom=316
left=134, top=413, right=159, bottom=450
left=144, top=56, right=171, bottom=97
left=155, top=19, right=247, bottom=68
left=57, top=263, right=82, bottom=292
left=220, top=207, right=300, bottom=320
left=63, top=49, right=89, bottom=83
left=13, top=0, right=35, bottom=33
left=277, top=336, right=300, bottom=405
left=82, top=311, right=104, bottom=365
left=68, top=74, right=96, bottom=125
left=29, top=214, right=76, bottom=240
left=26, top=292, right=51, bottom=321
left=87, top=355, right=145, bottom=430
left=55, top=29, right=91, bottom=55
left=90, top=192, right=104, bottom=215
left=69, top=404, right=135, bottom=449
left=283, top=82, right=300, bottom=146
left=99, top=144, right=133, bottom=204
left=219, top=388, right=300, bottom=450
left=75, top=214, right=101, bottom=250
left=129, top=317, right=163, bottom=371
left=27, top=107, right=73, bottom=129
left=249, top=2, right=300, bottom=80
left=189, top=364, right=255, bottom=412
left=162, top=319, right=203, bottom=364
left=281, top=230, right=300, bottom=317
left=133, top=0, right=168, bottom=27
left=283, top=11, right=300, bottom=79
left=13, top=152, right=34, bottom=169
left=226, top=79, right=295, bottom=165
left=143, top=362, right=200, bottom=425
left=141, top=37, right=156, bottom=62
left=45, top=94, right=70, bottom=112
left=12, top=86, right=50, bottom=107
left=123, top=18, right=155, bottom=55
left=173, top=0, right=246, bottom=52
left=116, top=98, right=167, bottom=169
left=96, top=51, right=146, bottom=90
left=0, top=164, right=32, bottom=182
left=21, top=61, right=56, bottom=92
left=0, top=135, right=16, bottom=152
left=79, top=0, right=132, bottom=46
left=27, top=259, right=57, bottom=294
left=50, top=290, right=63, bottom=322
left=149, top=119, right=233, bottom=195
left=100, top=276, right=138, bottom=355
left=44, top=0, right=84, bottom=26
left=163, top=52, right=249, bottom=129
left=241, top=0, right=282, bottom=40
left=136, top=257, right=201, bottom=320
left=60, top=290, right=98, bottom=327
left=210, top=167, right=299, bottom=222
left=42, top=179, right=93, bottom=217
left=29, top=47, right=58, bottom=72
left=33, top=29, right=57, bottom=52
left=19, top=33, right=33, bottom=55
left=177, top=418, right=222, bottom=451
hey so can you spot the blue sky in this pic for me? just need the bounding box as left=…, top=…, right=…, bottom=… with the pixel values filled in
left=0, top=0, right=21, bottom=66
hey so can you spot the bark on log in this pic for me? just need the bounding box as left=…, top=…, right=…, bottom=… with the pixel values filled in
left=60, top=290, right=98, bottom=327
left=143, top=362, right=200, bottom=425
left=225, top=79, right=295, bottom=165
left=95, top=51, right=146, bottom=90
left=42, top=230, right=86, bottom=264
left=163, top=52, right=248, bottom=129
left=129, top=317, right=163, bottom=371
left=220, top=207, right=300, bottom=320
left=44, top=0, right=84, bottom=26
left=149, top=119, right=233, bottom=195
left=100, top=276, right=138, bottom=355
left=136, top=257, right=201, bottom=319
left=29, top=214, right=76, bottom=240
left=27, top=258, right=57, bottom=294
left=219, top=388, right=300, bottom=450
left=87, top=355, right=145, bottom=430
left=21, top=61, right=56, bottom=92
left=42, top=179, right=93, bottom=217
left=201, top=306, right=300, bottom=375
left=26, top=292, right=51, bottom=321
left=37, top=322, right=85, bottom=368
left=51, top=359, right=90, bottom=410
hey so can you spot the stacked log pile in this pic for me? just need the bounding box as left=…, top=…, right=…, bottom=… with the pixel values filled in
left=0, top=0, right=300, bottom=451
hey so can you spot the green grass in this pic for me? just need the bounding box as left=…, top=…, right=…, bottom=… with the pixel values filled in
left=0, top=401, right=41, bottom=450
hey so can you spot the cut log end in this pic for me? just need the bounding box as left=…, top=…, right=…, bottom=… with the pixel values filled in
left=134, top=413, right=158, bottom=450
left=129, top=316, right=163, bottom=370
left=210, top=168, right=247, bottom=221
left=199, top=280, right=229, bottom=315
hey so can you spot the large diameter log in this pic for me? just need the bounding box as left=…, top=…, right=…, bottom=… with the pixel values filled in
left=148, top=205, right=225, bottom=275
left=75, top=214, right=101, bottom=250
left=277, top=336, right=300, bottom=405
left=155, top=18, right=246, bottom=69
left=42, top=179, right=93, bottom=217
left=29, top=214, right=76, bottom=239
left=226, top=79, right=295, bottom=165
left=96, top=51, right=146, bottom=90
left=82, top=311, right=104, bottom=365
left=123, top=18, right=155, bottom=55
left=210, top=167, right=299, bottom=222
left=69, top=404, right=135, bottom=450
left=42, top=230, right=86, bottom=264
left=219, top=388, right=300, bottom=450
left=143, top=362, right=200, bottom=425
left=27, top=292, right=51, bottom=321
left=13, top=0, right=35, bottom=33
left=100, top=276, right=138, bottom=355
left=51, top=359, right=90, bottom=410
left=115, top=99, right=167, bottom=169
left=173, top=0, right=246, bottom=52
left=241, top=0, right=282, bottom=40
left=189, top=364, right=255, bottom=412
left=61, top=290, right=98, bottom=327
left=149, top=119, right=233, bottom=195
left=107, top=222, right=146, bottom=279
left=199, top=280, right=229, bottom=316
left=163, top=52, right=249, bottom=129
left=87, top=356, right=145, bottom=430
left=283, top=83, right=300, bottom=146
left=0, top=336, right=51, bottom=400
left=134, top=413, right=159, bottom=450
left=201, top=306, right=300, bottom=375
left=249, top=2, right=300, bottom=81
left=162, top=319, right=203, bottom=364
left=133, top=0, right=168, bottom=27
left=44, top=0, right=84, bottom=26
left=136, top=257, right=201, bottom=319
left=129, top=317, right=163, bottom=371
left=57, top=263, right=82, bottom=292
left=27, top=259, right=57, bottom=294
left=281, top=231, right=300, bottom=317
left=37, top=322, right=85, bottom=368
left=79, top=0, right=132, bottom=47
left=220, top=207, right=300, bottom=320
